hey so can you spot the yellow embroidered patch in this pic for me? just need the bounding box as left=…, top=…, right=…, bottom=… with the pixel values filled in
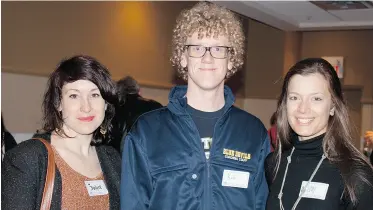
left=223, top=148, right=251, bottom=162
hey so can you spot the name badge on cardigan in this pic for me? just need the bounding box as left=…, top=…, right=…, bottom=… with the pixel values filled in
left=84, top=180, right=109, bottom=196
left=299, top=181, right=329, bottom=200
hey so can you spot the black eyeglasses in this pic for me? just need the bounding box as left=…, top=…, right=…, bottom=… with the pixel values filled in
left=185, top=45, right=231, bottom=59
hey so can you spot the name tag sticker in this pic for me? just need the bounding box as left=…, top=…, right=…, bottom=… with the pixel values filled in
left=84, top=180, right=109, bottom=196
left=299, top=181, right=329, bottom=200
left=222, top=169, right=250, bottom=189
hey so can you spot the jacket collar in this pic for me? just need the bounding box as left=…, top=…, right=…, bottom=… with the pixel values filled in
left=167, top=85, right=235, bottom=116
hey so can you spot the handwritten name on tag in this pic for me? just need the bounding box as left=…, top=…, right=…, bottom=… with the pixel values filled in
left=299, top=181, right=329, bottom=200
left=222, top=169, right=250, bottom=189
left=84, top=180, right=109, bottom=196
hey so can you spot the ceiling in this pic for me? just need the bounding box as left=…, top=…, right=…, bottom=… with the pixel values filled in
left=214, top=1, right=373, bottom=31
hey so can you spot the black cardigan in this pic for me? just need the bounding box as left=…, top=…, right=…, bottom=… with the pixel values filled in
left=1, top=133, right=121, bottom=210
left=2, top=130, right=17, bottom=153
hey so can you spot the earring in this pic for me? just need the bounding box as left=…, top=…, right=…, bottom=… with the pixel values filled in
left=330, top=109, right=335, bottom=116
left=100, top=125, right=107, bottom=135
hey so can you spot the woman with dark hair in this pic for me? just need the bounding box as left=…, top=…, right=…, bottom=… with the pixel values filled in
left=265, top=58, right=373, bottom=209
left=1, top=116, right=17, bottom=161
left=2, top=55, right=121, bottom=209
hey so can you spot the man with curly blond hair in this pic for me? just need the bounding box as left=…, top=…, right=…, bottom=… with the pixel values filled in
left=121, top=2, right=270, bottom=210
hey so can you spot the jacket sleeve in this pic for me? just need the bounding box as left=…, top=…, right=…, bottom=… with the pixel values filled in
left=254, top=133, right=271, bottom=210
left=264, top=152, right=275, bottom=188
left=1, top=143, right=38, bottom=210
left=120, top=132, right=153, bottom=210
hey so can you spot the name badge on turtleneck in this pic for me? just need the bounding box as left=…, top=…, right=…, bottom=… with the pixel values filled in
left=299, top=181, right=329, bottom=200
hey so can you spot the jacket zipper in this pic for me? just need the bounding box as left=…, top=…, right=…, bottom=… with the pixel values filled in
left=205, top=160, right=210, bottom=210
left=187, top=107, right=230, bottom=210
left=207, top=108, right=231, bottom=210
left=186, top=114, right=210, bottom=210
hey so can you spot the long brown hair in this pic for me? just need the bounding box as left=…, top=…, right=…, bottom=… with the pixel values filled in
left=273, top=58, right=372, bottom=205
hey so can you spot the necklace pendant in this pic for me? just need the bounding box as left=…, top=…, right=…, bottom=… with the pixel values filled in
left=278, top=192, right=283, bottom=199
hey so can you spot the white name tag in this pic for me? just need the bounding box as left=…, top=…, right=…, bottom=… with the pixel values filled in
left=84, top=180, right=109, bottom=196
left=299, top=181, right=329, bottom=200
left=222, top=169, right=250, bottom=189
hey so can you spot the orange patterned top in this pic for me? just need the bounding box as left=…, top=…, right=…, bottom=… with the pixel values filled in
left=52, top=147, right=110, bottom=210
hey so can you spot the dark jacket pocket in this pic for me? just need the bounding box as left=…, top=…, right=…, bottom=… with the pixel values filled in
left=151, top=164, right=189, bottom=176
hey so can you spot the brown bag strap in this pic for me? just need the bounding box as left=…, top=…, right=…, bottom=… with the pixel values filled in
left=33, top=138, right=56, bottom=210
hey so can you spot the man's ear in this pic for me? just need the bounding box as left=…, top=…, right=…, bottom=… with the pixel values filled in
left=228, top=60, right=233, bottom=70
left=181, top=53, right=187, bottom=68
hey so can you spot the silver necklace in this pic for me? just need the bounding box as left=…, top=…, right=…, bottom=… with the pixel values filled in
left=278, top=147, right=326, bottom=210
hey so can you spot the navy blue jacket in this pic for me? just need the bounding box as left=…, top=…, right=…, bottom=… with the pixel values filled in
left=121, top=86, right=270, bottom=210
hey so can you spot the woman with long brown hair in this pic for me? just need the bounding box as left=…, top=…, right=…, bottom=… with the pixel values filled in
left=265, top=58, right=373, bottom=210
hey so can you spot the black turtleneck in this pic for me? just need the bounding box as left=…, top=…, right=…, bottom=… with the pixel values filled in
left=291, top=133, right=324, bottom=156
left=265, top=133, right=373, bottom=210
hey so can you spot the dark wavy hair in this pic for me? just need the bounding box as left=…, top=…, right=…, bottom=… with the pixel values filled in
left=273, top=58, right=373, bottom=205
left=42, top=55, right=117, bottom=145
left=116, top=76, right=140, bottom=105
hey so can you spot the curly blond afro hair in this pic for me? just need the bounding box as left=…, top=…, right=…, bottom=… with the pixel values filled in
left=170, top=2, right=245, bottom=81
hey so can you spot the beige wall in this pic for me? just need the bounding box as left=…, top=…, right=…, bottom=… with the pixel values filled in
left=2, top=1, right=287, bottom=99
left=244, top=20, right=285, bottom=99
left=1, top=73, right=277, bottom=134
left=361, top=102, right=373, bottom=145
left=3, top=2, right=371, bottom=99
left=301, top=30, right=373, bottom=101
left=2, top=1, right=195, bottom=87
left=1, top=73, right=46, bottom=133
left=3, top=1, right=372, bottom=139
left=342, top=87, right=363, bottom=148
left=283, top=31, right=302, bottom=75
left=1, top=1, right=281, bottom=136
